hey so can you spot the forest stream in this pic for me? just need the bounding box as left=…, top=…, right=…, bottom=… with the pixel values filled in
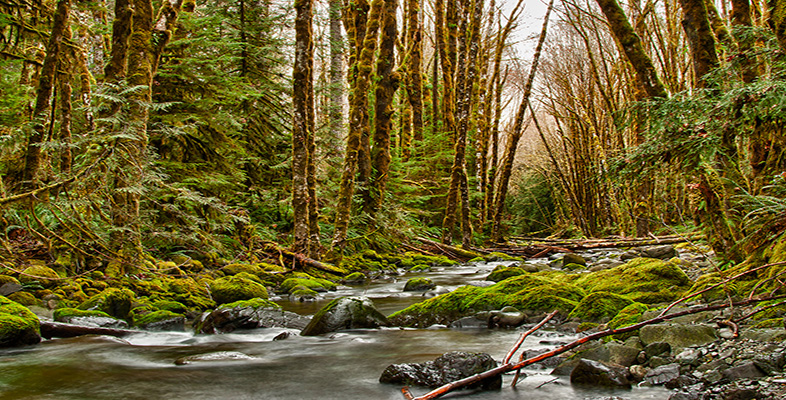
left=0, top=258, right=671, bottom=400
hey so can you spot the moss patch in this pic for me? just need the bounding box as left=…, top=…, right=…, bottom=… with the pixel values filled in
left=133, top=310, right=183, bottom=326
left=19, top=265, right=60, bottom=289
left=403, top=277, right=436, bottom=291
left=606, top=302, right=649, bottom=340
left=569, top=292, right=634, bottom=322
left=486, top=266, right=528, bottom=282
left=0, top=296, right=41, bottom=347
left=79, top=288, right=135, bottom=320
left=574, top=258, right=691, bottom=304
left=280, top=275, right=336, bottom=294
left=53, top=307, right=113, bottom=321
left=7, top=292, right=37, bottom=306
left=220, top=297, right=280, bottom=310
left=210, top=275, right=268, bottom=305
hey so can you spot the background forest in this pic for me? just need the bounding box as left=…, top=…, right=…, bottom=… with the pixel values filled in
left=1, top=0, right=786, bottom=269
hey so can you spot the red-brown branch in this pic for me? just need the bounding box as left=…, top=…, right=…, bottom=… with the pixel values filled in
left=403, top=295, right=786, bottom=400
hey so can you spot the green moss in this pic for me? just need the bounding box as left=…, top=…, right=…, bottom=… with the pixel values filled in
left=0, top=275, right=20, bottom=285
left=222, top=263, right=262, bottom=276
left=388, top=285, right=486, bottom=327
left=79, top=288, right=135, bottom=320
left=484, top=252, right=523, bottom=262
left=606, top=302, right=649, bottom=340
left=210, top=275, right=268, bottom=305
left=408, top=264, right=431, bottom=272
left=569, top=292, right=634, bottom=321
left=7, top=292, right=37, bottom=306
left=686, top=273, right=740, bottom=302
left=220, top=297, right=280, bottom=310
left=468, top=257, right=485, bottom=263
left=280, top=276, right=335, bottom=293
left=343, top=272, right=367, bottom=283
left=0, top=296, right=40, bottom=347
left=133, top=310, right=183, bottom=326
left=574, top=258, right=691, bottom=304
left=403, top=277, right=436, bottom=291
left=563, top=263, right=586, bottom=271
left=19, top=265, right=60, bottom=289
left=752, top=318, right=783, bottom=329
left=577, top=322, right=599, bottom=332
left=513, top=283, right=585, bottom=314
left=486, top=266, right=528, bottom=282
left=290, top=287, right=319, bottom=299
left=151, top=300, right=188, bottom=314
left=53, top=307, right=112, bottom=321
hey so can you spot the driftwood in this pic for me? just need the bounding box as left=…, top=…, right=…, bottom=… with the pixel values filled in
left=400, top=294, right=786, bottom=400
left=40, top=321, right=142, bottom=339
left=260, top=242, right=345, bottom=275
left=413, top=237, right=486, bottom=261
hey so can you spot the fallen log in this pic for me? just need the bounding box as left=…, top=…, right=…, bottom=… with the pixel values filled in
left=401, top=294, right=786, bottom=400
left=506, top=233, right=705, bottom=252
left=413, top=237, right=486, bottom=261
left=40, top=321, right=142, bottom=339
left=260, top=242, right=346, bottom=275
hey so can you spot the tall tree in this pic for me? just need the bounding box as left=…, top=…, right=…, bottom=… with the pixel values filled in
left=403, top=0, right=424, bottom=159
left=491, top=0, right=554, bottom=243
left=292, top=0, right=316, bottom=254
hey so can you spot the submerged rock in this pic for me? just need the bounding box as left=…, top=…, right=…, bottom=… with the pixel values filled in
left=300, top=296, right=388, bottom=336
left=175, top=351, right=255, bottom=365
left=196, top=298, right=310, bottom=334
left=379, top=351, right=501, bottom=390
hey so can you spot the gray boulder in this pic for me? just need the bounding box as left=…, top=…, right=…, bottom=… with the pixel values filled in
left=196, top=301, right=310, bottom=334
left=379, top=351, right=501, bottom=390
left=639, top=323, right=717, bottom=350
left=570, top=359, right=631, bottom=388
left=487, top=306, right=527, bottom=328
left=641, top=245, right=677, bottom=260
left=301, top=296, right=388, bottom=336
left=644, top=363, right=680, bottom=385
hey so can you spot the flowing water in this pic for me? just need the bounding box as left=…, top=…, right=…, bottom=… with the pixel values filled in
left=0, top=259, right=671, bottom=400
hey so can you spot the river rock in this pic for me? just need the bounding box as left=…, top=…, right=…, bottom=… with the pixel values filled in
left=641, top=245, right=677, bottom=260
left=404, top=277, right=436, bottom=292
left=639, top=323, right=717, bottom=350
left=0, top=296, right=41, bottom=348
left=59, top=315, right=129, bottom=329
left=562, top=253, right=587, bottom=266
left=722, top=361, right=767, bottom=381
left=487, top=306, right=527, bottom=328
left=644, top=363, right=680, bottom=385
left=570, top=359, right=631, bottom=388
left=300, top=296, right=388, bottom=336
left=175, top=351, right=255, bottom=365
left=379, top=351, right=501, bottom=390
left=196, top=299, right=310, bottom=334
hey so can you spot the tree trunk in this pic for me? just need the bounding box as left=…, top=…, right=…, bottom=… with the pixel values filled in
left=437, top=0, right=459, bottom=244
left=292, top=0, right=314, bottom=254
left=104, top=0, right=132, bottom=83
left=368, top=0, right=400, bottom=217
left=491, top=0, right=554, bottom=243
left=678, top=0, right=720, bottom=87
left=768, top=0, right=786, bottom=53
left=328, top=0, right=345, bottom=153
left=22, top=0, right=71, bottom=189
left=403, top=0, right=423, bottom=160
left=332, top=0, right=383, bottom=249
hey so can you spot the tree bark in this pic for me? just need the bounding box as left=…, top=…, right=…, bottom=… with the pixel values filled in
left=292, top=0, right=314, bottom=254
left=678, top=0, right=720, bottom=87
left=22, top=0, right=71, bottom=189
left=403, top=0, right=423, bottom=159
left=491, top=0, right=554, bottom=243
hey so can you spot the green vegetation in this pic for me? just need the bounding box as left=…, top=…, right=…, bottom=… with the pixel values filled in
left=210, top=275, right=269, bottom=305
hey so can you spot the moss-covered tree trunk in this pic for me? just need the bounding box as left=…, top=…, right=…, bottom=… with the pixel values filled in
left=332, top=0, right=383, bottom=249
left=292, top=0, right=315, bottom=254
left=368, top=0, right=399, bottom=217
left=491, top=0, right=553, bottom=243
left=57, top=25, right=74, bottom=174
left=104, top=0, right=132, bottom=83
left=768, top=0, right=786, bottom=53
left=403, top=0, right=423, bottom=159
left=22, top=0, right=71, bottom=189
left=678, top=0, right=719, bottom=87
left=328, top=0, right=344, bottom=154
left=436, top=0, right=459, bottom=244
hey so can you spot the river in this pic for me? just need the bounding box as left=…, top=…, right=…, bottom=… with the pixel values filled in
left=0, top=258, right=672, bottom=399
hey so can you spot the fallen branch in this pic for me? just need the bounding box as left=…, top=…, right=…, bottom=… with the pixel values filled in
left=508, top=310, right=558, bottom=387
left=402, top=294, right=786, bottom=400
left=414, top=237, right=485, bottom=261
left=260, top=242, right=345, bottom=275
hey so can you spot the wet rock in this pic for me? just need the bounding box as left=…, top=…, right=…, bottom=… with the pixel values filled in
left=379, top=351, right=501, bottom=390
left=722, top=362, right=767, bottom=381
left=403, top=277, right=436, bottom=292
left=644, top=342, right=671, bottom=358
left=629, top=364, right=649, bottom=381
left=644, top=363, right=680, bottom=385
left=570, top=359, right=631, bottom=388
left=62, top=315, right=129, bottom=329
left=676, top=348, right=701, bottom=366
left=664, top=374, right=700, bottom=389
left=301, top=296, right=388, bottom=336
left=607, top=342, right=641, bottom=367
left=0, top=296, right=41, bottom=348
left=562, top=253, right=587, bottom=266
left=448, top=314, right=488, bottom=329
left=196, top=298, right=310, bottom=334
left=175, top=351, right=254, bottom=365
left=641, top=245, right=677, bottom=260
left=639, top=323, right=717, bottom=350
left=668, top=392, right=702, bottom=400
left=649, top=355, right=672, bottom=368
left=487, top=306, right=527, bottom=328
left=0, top=282, right=22, bottom=296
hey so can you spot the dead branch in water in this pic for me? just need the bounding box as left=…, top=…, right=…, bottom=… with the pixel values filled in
left=400, top=294, right=786, bottom=400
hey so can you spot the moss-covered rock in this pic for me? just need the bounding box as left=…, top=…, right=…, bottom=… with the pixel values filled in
left=574, top=258, right=691, bottom=304
left=19, top=265, right=60, bottom=289
left=483, top=252, right=522, bottom=262
left=0, top=296, right=41, bottom=347
left=408, top=264, right=431, bottom=272
left=133, top=310, right=184, bottom=327
left=151, top=300, right=188, bottom=314
left=7, top=291, right=37, bottom=306
left=607, top=302, right=648, bottom=330
left=221, top=263, right=262, bottom=276
left=301, top=296, right=388, bottom=336
left=289, top=286, right=319, bottom=302
left=485, top=266, right=528, bottom=282
left=78, top=288, right=135, bottom=320
left=569, top=292, right=634, bottom=322
left=342, top=272, right=367, bottom=284
left=404, top=277, right=436, bottom=291
left=563, top=263, right=586, bottom=271
left=279, top=275, right=336, bottom=294
left=562, top=253, right=587, bottom=266
left=53, top=307, right=113, bottom=321
left=209, top=275, right=268, bottom=305
left=0, top=275, right=20, bottom=285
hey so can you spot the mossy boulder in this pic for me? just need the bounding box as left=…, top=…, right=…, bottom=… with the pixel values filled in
left=78, top=288, right=135, bottom=320
left=19, top=265, right=60, bottom=289
left=133, top=310, right=185, bottom=331
left=54, top=307, right=128, bottom=328
left=486, top=266, right=528, bottom=282
left=403, top=277, right=436, bottom=291
left=279, top=275, right=336, bottom=294
left=569, top=292, right=634, bottom=322
left=0, top=275, right=20, bottom=285
left=151, top=300, right=188, bottom=314
left=209, top=275, right=268, bottom=305
left=195, top=298, right=310, bottom=334
left=301, top=296, right=389, bottom=336
left=7, top=291, right=37, bottom=306
left=574, top=258, right=691, bottom=304
left=389, top=273, right=585, bottom=327
left=221, top=263, right=262, bottom=276
left=53, top=307, right=112, bottom=321
left=408, top=264, right=431, bottom=272
left=607, top=303, right=648, bottom=330
left=342, top=272, right=367, bottom=284
left=483, top=252, right=522, bottom=262
left=563, top=263, right=586, bottom=271
left=0, top=296, right=41, bottom=347
left=639, top=323, right=718, bottom=350
left=289, top=286, right=319, bottom=302
left=562, top=253, right=587, bottom=266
